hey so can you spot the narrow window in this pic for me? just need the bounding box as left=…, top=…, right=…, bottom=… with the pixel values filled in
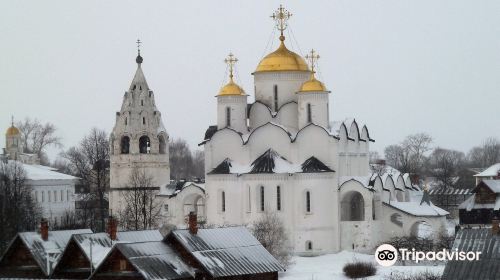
left=306, top=241, right=313, bottom=251
left=306, top=191, right=311, bottom=213
left=143, top=117, right=146, bottom=125
left=34, top=191, right=38, bottom=202
left=48, top=191, right=51, bottom=202
left=273, top=85, right=278, bottom=111
left=67, top=190, right=70, bottom=201
left=260, top=186, right=265, bottom=212
left=42, top=191, right=45, bottom=202
left=225, top=107, right=231, bottom=127
left=164, top=204, right=169, bottom=212
left=307, top=103, right=312, bottom=123
left=125, top=117, right=128, bottom=125
left=247, top=186, right=251, bottom=212
left=141, top=100, right=144, bottom=106
left=119, top=259, right=127, bottom=271
left=60, top=190, right=63, bottom=201
left=276, top=186, right=281, bottom=211
left=222, top=191, right=226, bottom=212
left=54, top=190, right=57, bottom=202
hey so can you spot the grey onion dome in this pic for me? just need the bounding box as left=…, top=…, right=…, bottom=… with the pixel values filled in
left=136, top=54, right=143, bottom=64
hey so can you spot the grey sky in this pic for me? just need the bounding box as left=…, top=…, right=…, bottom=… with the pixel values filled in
left=1, top=0, right=499, bottom=161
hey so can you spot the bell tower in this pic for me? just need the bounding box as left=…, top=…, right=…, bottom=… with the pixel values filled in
left=109, top=41, right=170, bottom=216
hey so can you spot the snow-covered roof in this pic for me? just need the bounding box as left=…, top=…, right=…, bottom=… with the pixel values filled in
left=159, top=181, right=205, bottom=197
left=209, top=150, right=335, bottom=175
left=15, top=229, right=92, bottom=276
left=7, top=161, right=78, bottom=181
left=474, top=163, right=500, bottom=177
left=106, top=241, right=192, bottom=279
left=170, top=227, right=283, bottom=277
left=384, top=201, right=449, bottom=217
left=477, top=180, right=500, bottom=193
left=458, top=194, right=500, bottom=211
left=66, top=230, right=164, bottom=268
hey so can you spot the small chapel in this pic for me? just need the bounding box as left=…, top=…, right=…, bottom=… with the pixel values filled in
left=200, top=5, right=448, bottom=255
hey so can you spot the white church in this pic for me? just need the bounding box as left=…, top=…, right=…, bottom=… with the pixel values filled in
left=107, top=6, right=448, bottom=255
left=200, top=6, right=448, bottom=255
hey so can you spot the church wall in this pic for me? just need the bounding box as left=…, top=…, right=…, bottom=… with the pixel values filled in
left=248, top=102, right=273, bottom=129
left=294, top=125, right=337, bottom=168
left=217, top=95, right=248, bottom=133
left=158, top=185, right=206, bottom=228
left=297, top=93, right=329, bottom=129
left=275, top=102, right=298, bottom=131
left=254, top=72, right=310, bottom=110
left=205, top=130, right=246, bottom=171
left=246, top=125, right=292, bottom=161
left=29, top=179, right=76, bottom=227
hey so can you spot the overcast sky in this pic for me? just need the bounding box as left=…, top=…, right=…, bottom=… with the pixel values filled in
left=1, top=0, right=499, bottom=161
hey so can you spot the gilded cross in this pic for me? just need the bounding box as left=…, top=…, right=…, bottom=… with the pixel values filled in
left=270, top=5, right=292, bottom=37
left=224, top=53, right=238, bottom=79
left=305, top=49, right=320, bottom=73
left=136, top=39, right=142, bottom=55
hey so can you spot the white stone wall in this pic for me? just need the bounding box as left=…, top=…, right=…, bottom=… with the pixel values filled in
left=217, top=95, right=248, bottom=133
left=30, top=179, right=76, bottom=227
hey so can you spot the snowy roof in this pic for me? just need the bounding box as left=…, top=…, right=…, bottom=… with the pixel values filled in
left=170, top=227, right=283, bottom=277
left=110, top=241, right=192, bottom=280
left=15, top=229, right=92, bottom=276
left=428, top=187, right=472, bottom=195
left=442, top=228, right=500, bottom=280
left=476, top=180, right=500, bottom=193
left=68, top=230, right=164, bottom=268
left=209, top=150, right=334, bottom=175
left=11, top=161, right=78, bottom=181
left=474, top=163, right=500, bottom=177
left=384, top=201, right=449, bottom=217
left=159, top=181, right=205, bottom=197
left=458, top=194, right=500, bottom=211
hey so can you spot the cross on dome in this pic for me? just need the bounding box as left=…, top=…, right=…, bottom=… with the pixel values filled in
left=224, top=52, right=238, bottom=80
left=270, top=5, right=292, bottom=41
left=136, top=39, right=143, bottom=64
left=305, top=49, right=320, bottom=74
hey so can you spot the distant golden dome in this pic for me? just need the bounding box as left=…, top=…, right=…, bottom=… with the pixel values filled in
left=299, top=76, right=327, bottom=92
left=218, top=79, right=245, bottom=96
left=255, top=39, right=309, bottom=73
left=6, top=125, right=20, bottom=136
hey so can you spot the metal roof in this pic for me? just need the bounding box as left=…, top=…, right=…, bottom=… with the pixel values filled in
left=17, top=229, right=92, bottom=276
left=113, top=242, right=192, bottom=280
left=171, top=227, right=283, bottom=277
left=429, top=187, right=472, bottom=195
left=442, top=228, right=500, bottom=280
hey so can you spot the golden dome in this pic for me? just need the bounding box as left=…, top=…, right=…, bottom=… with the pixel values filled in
left=6, top=125, right=20, bottom=136
left=300, top=76, right=327, bottom=92
left=218, top=79, right=245, bottom=96
left=255, top=39, right=309, bottom=73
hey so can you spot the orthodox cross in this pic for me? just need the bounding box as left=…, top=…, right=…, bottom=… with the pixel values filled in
left=136, top=39, right=142, bottom=55
left=224, top=53, right=238, bottom=80
left=270, top=5, right=292, bottom=38
left=305, top=49, right=320, bottom=74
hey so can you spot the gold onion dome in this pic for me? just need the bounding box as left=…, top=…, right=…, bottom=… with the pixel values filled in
left=6, top=126, right=20, bottom=136
left=218, top=53, right=245, bottom=96
left=255, top=37, right=309, bottom=73
left=300, top=49, right=328, bottom=92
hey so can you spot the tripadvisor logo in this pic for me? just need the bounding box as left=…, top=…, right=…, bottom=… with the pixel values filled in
left=374, top=244, right=482, bottom=266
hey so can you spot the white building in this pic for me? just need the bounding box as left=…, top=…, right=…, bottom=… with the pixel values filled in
left=2, top=122, right=77, bottom=226
left=201, top=6, right=448, bottom=255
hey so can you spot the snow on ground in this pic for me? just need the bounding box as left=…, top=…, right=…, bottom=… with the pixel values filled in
left=280, top=251, right=444, bottom=280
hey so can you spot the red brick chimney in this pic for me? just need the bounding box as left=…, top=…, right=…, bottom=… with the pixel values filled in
left=493, top=217, right=499, bottom=235
left=188, top=212, right=198, bottom=235
left=40, top=218, right=49, bottom=241
left=107, top=216, right=118, bottom=241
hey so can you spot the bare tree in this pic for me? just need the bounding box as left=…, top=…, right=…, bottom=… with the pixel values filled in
left=62, top=128, right=109, bottom=232
left=251, top=211, right=293, bottom=268
left=119, top=167, right=162, bottom=230
left=0, top=161, right=41, bottom=251
left=385, top=133, right=433, bottom=176
left=169, top=139, right=205, bottom=181
left=467, top=137, right=500, bottom=168
left=430, top=148, right=465, bottom=188
left=16, top=118, right=62, bottom=164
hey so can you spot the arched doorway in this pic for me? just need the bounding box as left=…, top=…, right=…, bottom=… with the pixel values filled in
left=341, top=191, right=365, bottom=221
left=183, top=194, right=206, bottom=220
left=409, top=220, right=434, bottom=238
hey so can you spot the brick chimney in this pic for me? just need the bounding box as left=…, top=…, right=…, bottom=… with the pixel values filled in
left=40, top=218, right=49, bottom=241
left=107, top=216, right=118, bottom=241
left=493, top=217, right=499, bottom=235
left=188, top=211, right=198, bottom=235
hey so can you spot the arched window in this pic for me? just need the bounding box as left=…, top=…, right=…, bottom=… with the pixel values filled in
left=139, top=136, right=151, bottom=154
left=307, top=103, right=312, bottom=123
left=225, top=107, right=231, bottom=127
left=306, top=191, right=311, bottom=213
left=276, top=186, right=281, bottom=211
left=125, top=117, right=127, bottom=125
left=221, top=191, right=226, bottom=212
left=273, top=85, right=278, bottom=111
left=158, top=135, right=167, bottom=154
left=341, top=191, right=365, bottom=221
left=260, top=186, right=265, bottom=212
left=120, top=136, right=130, bottom=154
left=306, top=241, right=313, bottom=251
